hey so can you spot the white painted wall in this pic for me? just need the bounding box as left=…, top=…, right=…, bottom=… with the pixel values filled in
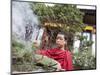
left=92, top=34, right=96, bottom=56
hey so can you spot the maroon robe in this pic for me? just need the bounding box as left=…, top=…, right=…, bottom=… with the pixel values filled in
left=36, top=48, right=73, bottom=71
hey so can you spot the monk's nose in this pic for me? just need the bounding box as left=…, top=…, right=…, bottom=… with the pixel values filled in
left=57, top=39, right=60, bottom=43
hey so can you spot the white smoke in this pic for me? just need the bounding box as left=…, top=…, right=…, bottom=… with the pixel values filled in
left=12, top=1, right=39, bottom=42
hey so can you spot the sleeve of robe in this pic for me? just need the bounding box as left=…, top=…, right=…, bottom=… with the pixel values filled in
left=35, top=50, right=50, bottom=57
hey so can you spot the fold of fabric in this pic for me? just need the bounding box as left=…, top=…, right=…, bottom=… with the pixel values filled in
left=36, top=48, right=73, bottom=71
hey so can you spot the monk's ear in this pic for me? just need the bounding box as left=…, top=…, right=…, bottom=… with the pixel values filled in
left=65, top=41, right=67, bottom=45
left=64, top=40, right=66, bottom=44
left=65, top=40, right=67, bottom=45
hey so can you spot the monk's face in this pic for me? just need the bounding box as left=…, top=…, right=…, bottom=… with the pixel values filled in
left=56, top=34, right=66, bottom=48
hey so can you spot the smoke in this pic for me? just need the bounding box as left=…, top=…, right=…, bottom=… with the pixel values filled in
left=12, top=1, right=39, bottom=42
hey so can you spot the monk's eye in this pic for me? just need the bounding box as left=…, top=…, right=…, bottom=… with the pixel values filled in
left=56, top=37, right=63, bottom=40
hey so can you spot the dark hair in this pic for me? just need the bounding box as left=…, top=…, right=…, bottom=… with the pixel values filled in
left=57, top=31, right=68, bottom=41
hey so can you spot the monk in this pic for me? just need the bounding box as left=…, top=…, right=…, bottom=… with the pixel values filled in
left=34, top=32, right=73, bottom=71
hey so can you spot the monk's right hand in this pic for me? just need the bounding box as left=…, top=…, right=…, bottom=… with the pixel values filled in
left=56, top=62, right=62, bottom=71
left=33, top=41, right=39, bottom=49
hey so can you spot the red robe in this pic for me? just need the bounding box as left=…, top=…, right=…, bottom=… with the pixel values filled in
left=36, top=48, right=73, bottom=71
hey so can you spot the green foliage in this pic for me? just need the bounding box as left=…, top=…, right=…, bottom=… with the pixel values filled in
left=12, top=39, right=35, bottom=72
left=31, top=3, right=84, bottom=33
left=34, top=54, right=59, bottom=71
left=73, top=48, right=96, bottom=70
left=12, top=63, right=35, bottom=72
left=12, top=40, right=25, bottom=49
left=73, top=35, right=96, bottom=70
left=77, top=35, right=94, bottom=50
left=12, top=40, right=59, bottom=72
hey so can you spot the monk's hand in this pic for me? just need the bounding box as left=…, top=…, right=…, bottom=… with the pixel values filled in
left=56, top=62, right=62, bottom=71
left=56, top=62, right=66, bottom=71
left=33, top=41, right=39, bottom=49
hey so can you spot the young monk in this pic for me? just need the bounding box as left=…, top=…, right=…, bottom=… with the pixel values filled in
left=34, top=32, right=73, bottom=71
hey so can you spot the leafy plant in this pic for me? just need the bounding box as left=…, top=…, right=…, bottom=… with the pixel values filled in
left=12, top=39, right=59, bottom=72
left=73, top=48, right=96, bottom=70
left=73, top=35, right=96, bottom=70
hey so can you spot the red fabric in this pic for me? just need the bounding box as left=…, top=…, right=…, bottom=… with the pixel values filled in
left=36, top=48, right=73, bottom=71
